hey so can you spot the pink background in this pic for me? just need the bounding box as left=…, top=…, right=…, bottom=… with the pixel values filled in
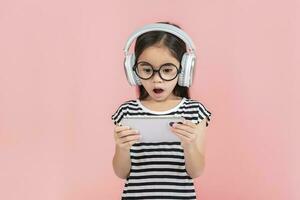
left=0, top=0, right=299, bottom=199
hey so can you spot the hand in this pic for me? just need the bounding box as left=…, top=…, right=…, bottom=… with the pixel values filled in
left=170, top=118, right=207, bottom=150
left=114, top=124, right=140, bottom=151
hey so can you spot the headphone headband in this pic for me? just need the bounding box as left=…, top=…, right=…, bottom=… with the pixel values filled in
left=124, top=23, right=196, bottom=55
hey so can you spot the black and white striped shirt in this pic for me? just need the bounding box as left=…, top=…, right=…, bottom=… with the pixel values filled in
left=111, top=97, right=212, bottom=200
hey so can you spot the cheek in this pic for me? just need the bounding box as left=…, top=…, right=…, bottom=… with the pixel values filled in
left=140, top=81, right=151, bottom=90
left=141, top=81, right=152, bottom=93
left=167, top=79, right=178, bottom=89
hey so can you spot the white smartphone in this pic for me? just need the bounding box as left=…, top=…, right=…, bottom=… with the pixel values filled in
left=120, top=116, right=185, bottom=143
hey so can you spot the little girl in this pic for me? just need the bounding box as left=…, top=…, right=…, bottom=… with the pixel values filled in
left=111, top=21, right=212, bottom=200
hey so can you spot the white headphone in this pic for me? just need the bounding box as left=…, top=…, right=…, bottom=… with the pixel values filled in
left=123, top=23, right=197, bottom=87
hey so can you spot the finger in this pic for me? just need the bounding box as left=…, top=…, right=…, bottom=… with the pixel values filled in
left=182, top=120, right=197, bottom=128
left=172, top=123, right=195, bottom=134
left=120, top=134, right=141, bottom=144
left=118, top=129, right=140, bottom=138
left=126, top=140, right=140, bottom=147
left=172, top=130, right=191, bottom=142
left=114, top=125, right=131, bottom=133
left=200, top=117, right=207, bottom=124
left=171, top=127, right=193, bottom=139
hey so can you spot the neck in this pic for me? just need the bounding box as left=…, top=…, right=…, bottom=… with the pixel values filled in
left=144, top=94, right=182, bottom=103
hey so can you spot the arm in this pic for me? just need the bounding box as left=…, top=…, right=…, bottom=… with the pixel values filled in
left=112, top=125, right=140, bottom=179
left=183, top=142, right=205, bottom=178
left=112, top=145, right=131, bottom=179
left=170, top=118, right=208, bottom=179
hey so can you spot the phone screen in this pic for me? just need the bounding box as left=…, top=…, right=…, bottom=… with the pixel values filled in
left=120, top=116, right=184, bottom=143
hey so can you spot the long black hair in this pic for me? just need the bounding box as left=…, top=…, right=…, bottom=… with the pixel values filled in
left=134, top=21, right=191, bottom=100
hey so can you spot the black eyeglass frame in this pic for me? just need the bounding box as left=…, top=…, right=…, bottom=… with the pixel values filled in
left=133, top=61, right=182, bottom=81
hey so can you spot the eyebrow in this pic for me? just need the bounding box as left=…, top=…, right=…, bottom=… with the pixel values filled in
left=137, top=61, right=178, bottom=67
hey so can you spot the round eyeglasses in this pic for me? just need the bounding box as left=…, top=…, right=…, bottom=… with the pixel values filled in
left=133, top=61, right=181, bottom=81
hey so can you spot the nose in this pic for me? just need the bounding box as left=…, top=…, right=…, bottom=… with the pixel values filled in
left=152, top=70, right=163, bottom=82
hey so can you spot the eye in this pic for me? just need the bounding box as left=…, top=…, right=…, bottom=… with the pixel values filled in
left=143, top=68, right=152, bottom=73
left=161, top=65, right=176, bottom=73
left=137, top=62, right=152, bottom=72
left=163, top=68, right=172, bottom=73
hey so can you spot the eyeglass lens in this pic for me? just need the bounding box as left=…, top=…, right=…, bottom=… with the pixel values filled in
left=135, top=62, right=179, bottom=81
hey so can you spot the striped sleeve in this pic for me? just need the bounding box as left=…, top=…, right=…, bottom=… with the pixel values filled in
left=111, top=102, right=128, bottom=125
left=196, top=101, right=212, bottom=127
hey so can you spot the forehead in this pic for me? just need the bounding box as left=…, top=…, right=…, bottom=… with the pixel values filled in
left=138, top=46, right=179, bottom=66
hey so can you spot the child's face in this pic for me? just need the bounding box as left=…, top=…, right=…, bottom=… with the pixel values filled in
left=137, top=45, right=180, bottom=102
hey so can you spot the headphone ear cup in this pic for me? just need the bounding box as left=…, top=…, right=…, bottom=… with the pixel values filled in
left=130, top=54, right=142, bottom=85
left=178, top=53, right=188, bottom=87
left=178, top=52, right=196, bottom=87
left=124, top=54, right=141, bottom=86
left=186, top=54, right=196, bottom=87
left=124, top=53, right=135, bottom=85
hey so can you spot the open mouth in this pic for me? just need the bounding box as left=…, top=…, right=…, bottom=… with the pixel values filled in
left=153, top=88, right=164, bottom=94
